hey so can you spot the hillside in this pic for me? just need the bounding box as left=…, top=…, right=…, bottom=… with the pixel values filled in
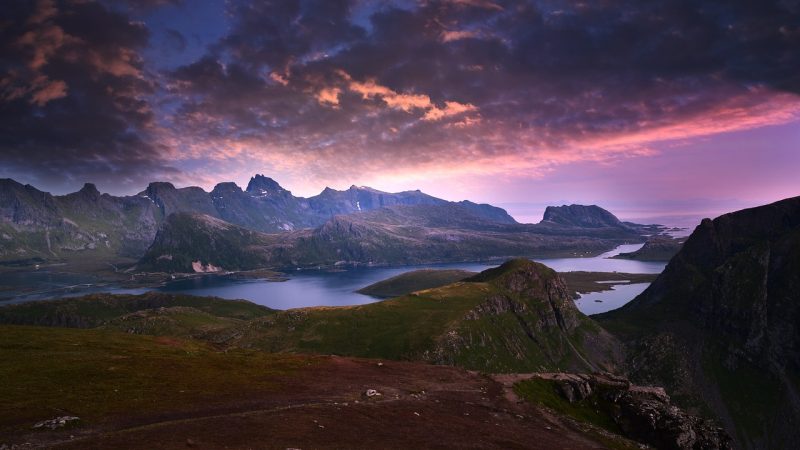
left=0, top=325, right=640, bottom=450
left=1, top=260, right=622, bottom=374
left=597, top=196, right=800, bottom=449
left=0, top=179, right=160, bottom=264
left=0, top=260, right=733, bottom=449
left=357, top=269, right=475, bottom=298
left=612, top=236, right=684, bottom=261
left=140, top=203, right=645, bottom=272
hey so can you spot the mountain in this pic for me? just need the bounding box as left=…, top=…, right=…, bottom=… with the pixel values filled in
left=541, top=204, right=631, bottom=229
left=308, top=184, right=445, bottom=215
left=0, top=176, right=520, bottom=264
left=456, top=200, right=518, bottom=224
left=597, top=196, right=800, bottom=449
left=139, top=203, right=641, bottom=272
left=0, top=179, right=160, bottom=262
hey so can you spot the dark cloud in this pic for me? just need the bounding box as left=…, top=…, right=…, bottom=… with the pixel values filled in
left=155, top=0, right=798, bottom=184
left=0, top=0, right=180, bottom=193
left=1, top=0, right=798, bottom=193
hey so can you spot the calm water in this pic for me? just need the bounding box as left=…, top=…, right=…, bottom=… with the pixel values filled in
left=1, top=243, right=666, bottom=314
left=574, top=283, right=651, bottom=315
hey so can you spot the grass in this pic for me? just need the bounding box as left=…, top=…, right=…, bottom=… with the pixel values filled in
left=356, top=269, right=476, bottom=298
left=0, top=292, right=274, bottom=329
left=513, top=378, right=640, bottom=450
left=1, top=260, right=618, bottom=375
left=249, top=281, right=493, bottom=360
left=0, top=325, right=311, bottom=435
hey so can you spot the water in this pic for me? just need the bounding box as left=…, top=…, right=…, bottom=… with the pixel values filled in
left=1, top=243, right=666, bottom=313
left=574, top=283, right=651, bottom=315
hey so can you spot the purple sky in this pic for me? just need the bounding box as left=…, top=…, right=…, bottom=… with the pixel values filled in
left=1, top=0, right=798, bottom=225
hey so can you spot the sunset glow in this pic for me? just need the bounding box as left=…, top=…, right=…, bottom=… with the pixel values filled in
left=2, top=0, right=798, bottom=223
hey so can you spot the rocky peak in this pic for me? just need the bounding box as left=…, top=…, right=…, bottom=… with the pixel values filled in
left=520, top=373, right=732, bottom=449
left=542, top=204, right=626, bottom=228
left=246, top=174, right=286, bottom=195
left=211, top=182, right=243, bottom=196
left=467, top=259, right=580, bottom=332
left=142, top=181, right=176, bottom=197
left=77, top=183, right=101, bottom=200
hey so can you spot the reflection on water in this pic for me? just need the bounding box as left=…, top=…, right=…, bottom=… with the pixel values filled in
left=2, top=243, right=665, bottom=313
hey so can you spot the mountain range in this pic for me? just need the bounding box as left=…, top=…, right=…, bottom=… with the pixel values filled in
left=0, top=175, right=658, bottom=272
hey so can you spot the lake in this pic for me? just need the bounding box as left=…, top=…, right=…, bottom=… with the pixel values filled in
left=1, top=243, right=666, bottom=314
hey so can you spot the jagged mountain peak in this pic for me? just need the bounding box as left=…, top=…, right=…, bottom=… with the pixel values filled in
left=78, top=182, right=100, bottom=196
left=246, top=174, right=286, bottom=195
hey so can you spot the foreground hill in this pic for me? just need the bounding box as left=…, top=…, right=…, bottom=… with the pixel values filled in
left=598, top=196, right=800, bottom=449
left=0, top=325, right=642, bottom=450
left=0, top=259, right=732, bottom=449
left=1, top=260, right=621, bottom=374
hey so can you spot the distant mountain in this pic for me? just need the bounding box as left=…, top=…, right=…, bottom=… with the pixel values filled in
left=1, top=175, right=652, bottom=270
left=0, top=179, right=160, bottom=262
left=541, top=204, right=630, bottom=228
left=597, top=196, right=800, bottom=449
left=138, top=174, right=517, bottom=232
left=139, top=203, right=644, bottom=272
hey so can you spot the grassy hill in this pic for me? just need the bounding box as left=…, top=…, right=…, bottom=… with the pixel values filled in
left=1, top=260, right=622, bottom=374
left=356, top=269, right=475, bottom=298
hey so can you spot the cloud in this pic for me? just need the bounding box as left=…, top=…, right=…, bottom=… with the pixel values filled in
left=0, top=0, right=179, bottom=194
left=2, top=0, right=799, bottom=196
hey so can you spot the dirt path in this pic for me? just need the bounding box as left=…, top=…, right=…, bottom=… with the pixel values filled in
left=18, top=357, right=610, bottom=449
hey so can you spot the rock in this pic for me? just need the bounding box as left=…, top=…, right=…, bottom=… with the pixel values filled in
left=535, top=373, right=731, bottom=450
left=32, top=416, right=80, bottom=430
left=364, top=389, right=381, bottom=397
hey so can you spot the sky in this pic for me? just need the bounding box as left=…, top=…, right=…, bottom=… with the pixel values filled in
left=1, top=0, right=798, bottom=224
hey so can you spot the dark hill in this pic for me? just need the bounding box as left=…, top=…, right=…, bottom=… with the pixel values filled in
left=598, top=196, right=800, bottom=449
left=542, top=204, right=629, bottom=229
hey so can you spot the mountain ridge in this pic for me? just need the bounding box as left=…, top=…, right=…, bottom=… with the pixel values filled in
left=597, top=195, right=800, bottom=449
left=1, top=175, right=652, bottom=269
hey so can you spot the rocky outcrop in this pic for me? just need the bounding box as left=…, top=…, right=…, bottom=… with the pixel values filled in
left=425, top=259, right=622, bottom=373
left=529, top=372, right=732, bottom=450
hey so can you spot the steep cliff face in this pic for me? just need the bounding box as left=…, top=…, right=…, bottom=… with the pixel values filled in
left=423, top=259, right=622, bottom=373
left=598, top=196, right=800, bottom=450
left=0, top=179, right=160, bottom=261
left=138, top=212, right=291, bottom=272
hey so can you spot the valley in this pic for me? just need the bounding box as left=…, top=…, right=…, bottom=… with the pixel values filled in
left=2, top=175, right=797, bottom=450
